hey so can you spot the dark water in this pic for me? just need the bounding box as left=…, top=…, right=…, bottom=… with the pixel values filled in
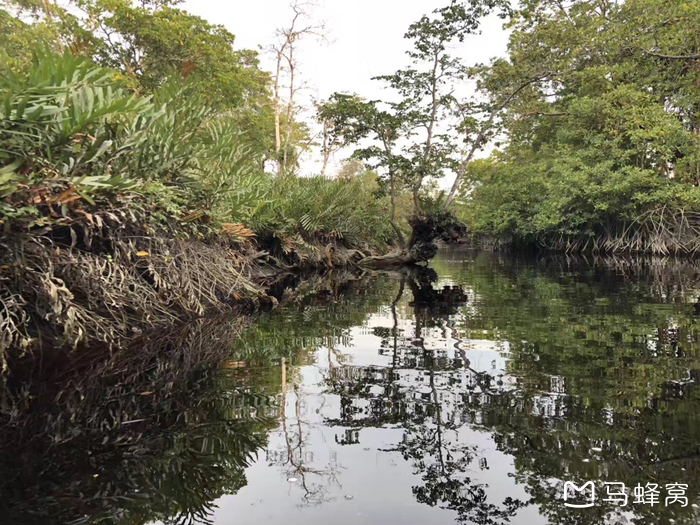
left=4, top=248, right=700, bottom=524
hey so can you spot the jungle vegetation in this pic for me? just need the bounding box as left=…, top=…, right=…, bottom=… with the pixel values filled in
left=0, top=0, right=394, bottom=247
left=0, top=0, right=398, bottom=355
left=316, top=0, right=700, bottom=256
left=2, top=0, right=700, bottom=357
left=458, top=0, right=700, bottom=254
left=2, top=0, right=700, bottom=264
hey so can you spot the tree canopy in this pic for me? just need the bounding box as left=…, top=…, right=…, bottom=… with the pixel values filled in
left=460, top=0, right=700, bottom=252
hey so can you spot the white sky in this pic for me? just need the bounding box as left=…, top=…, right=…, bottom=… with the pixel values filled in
left=183, top=0, right=511, bottom=180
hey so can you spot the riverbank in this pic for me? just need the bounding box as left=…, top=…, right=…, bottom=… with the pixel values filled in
left=0, top=49, right=399, bottom=366
left=460, top=216, right=700, bottom=257
left=0, top=206, right=381, bottom=366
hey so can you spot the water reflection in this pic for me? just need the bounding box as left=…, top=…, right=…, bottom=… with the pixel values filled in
left=4, top=250, right=700, bottom=524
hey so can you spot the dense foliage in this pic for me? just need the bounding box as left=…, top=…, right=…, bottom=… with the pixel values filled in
left=460, top=0, right=700, bottom=252
left=0, top=0, right=394, bottom=251
left=315, top=3, right=485, bottom=259
left=5, top=0, right=700, bottom=259
left=0, top=0, right=401, bottom=360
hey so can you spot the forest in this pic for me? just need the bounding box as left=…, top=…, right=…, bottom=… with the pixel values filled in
left=1, top=0, right=700, bottom=352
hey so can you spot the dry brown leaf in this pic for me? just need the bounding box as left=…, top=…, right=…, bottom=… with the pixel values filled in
left=221, top=223, right=255, bottom=238
left=52, top=186, right=78, bottom=205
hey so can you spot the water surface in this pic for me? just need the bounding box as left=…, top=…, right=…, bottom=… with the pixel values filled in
left=3, top=248, right=700, bottom=524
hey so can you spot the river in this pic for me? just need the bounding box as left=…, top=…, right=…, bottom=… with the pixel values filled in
left=2, top=248, right=700, bottom=524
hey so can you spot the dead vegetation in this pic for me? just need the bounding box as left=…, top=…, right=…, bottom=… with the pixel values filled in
left=0, top=204, right=383, bottom=369
left=0, top=207, right=269, bottom=363
left=541, top=208, right=700, bottom=256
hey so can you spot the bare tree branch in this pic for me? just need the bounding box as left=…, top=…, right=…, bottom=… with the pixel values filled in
left=270, top=0, right=327, bottom=176
left=516, top=111, right=569, bottom=120
left=643, top=49, right=700, bottom=60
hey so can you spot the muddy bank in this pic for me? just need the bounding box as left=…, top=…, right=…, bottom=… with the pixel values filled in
left=0, top=207, right=378, bottom=364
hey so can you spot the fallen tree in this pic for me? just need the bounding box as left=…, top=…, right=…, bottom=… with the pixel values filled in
left=358, top=210, right=465, bottom=268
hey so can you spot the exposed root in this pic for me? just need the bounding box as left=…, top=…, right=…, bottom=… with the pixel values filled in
left=540, top=207, right=700, bottom=256
left=0, top=209, right=267, bottom=357
left=0, top=287, right=31, bottom=373
left=255, top=232, right=371, bottom=269
left=357, top=210, right=465, bottom=269
left=0, top=206, right=383, bottom=363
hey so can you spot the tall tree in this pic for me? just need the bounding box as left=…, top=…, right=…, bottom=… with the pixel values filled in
left=71, top=0, right=271, bottom=110
left=318, top=0, right=512, bottom=264
left=269, top=0, right=324, bottom=176
left=317, top=93, right=411, bottom=248
left=460, top=0, right=700, bottom=252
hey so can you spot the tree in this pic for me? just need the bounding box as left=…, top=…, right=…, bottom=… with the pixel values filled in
left=459, top=0, right=700, bottom=252
left=0, top=0, right=77, bottom=70
left=317, top=93, right=412, bottom=250
left=317, top=0, right=535, bottom=265
left=269, top=0, right=325, bottom=176
left=315, top=100, right=345, bottom=178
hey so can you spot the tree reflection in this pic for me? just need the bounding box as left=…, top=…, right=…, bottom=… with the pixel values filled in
left=446, top=254, right=700, bottom=524
left=327, top=266, right=526, bottom=523
left=0, top=272, right=395, bottom=524
left=272, top=358, right=342, bottom=506
left=326, top=253, right=700, bottom=524
left=0, top=317, right=277, bottom=524
left=6, top=253, right=700, bottom=524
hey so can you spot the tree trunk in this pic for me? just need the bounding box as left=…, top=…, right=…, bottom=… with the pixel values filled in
left=358, top=241, right=437, bottom=268
left=389, top=170, right=405, bottom=249
left=282, top=46, right=296, bottom=176
left=445, top=72, right=553, bottom=208
left=274, top=50, right=283, bottom=176
left=320, top=120, right=330, bottom=178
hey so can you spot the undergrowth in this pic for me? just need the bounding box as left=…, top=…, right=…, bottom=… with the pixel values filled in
left=0, top=50, right=394, bottom=363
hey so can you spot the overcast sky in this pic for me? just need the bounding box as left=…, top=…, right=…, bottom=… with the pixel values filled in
left=183, top=0, right=511, bottom=178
